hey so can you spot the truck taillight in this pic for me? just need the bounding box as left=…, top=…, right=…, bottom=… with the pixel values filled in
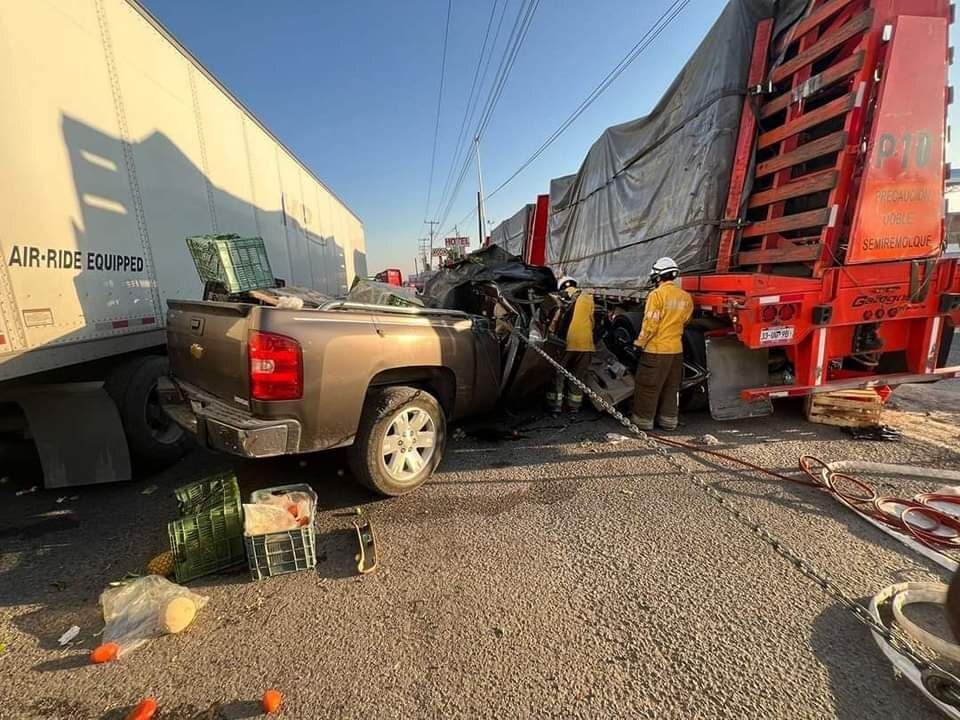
left=248, top=331, right=302, bottom=401
left=757, top=302, right=799, bottom=323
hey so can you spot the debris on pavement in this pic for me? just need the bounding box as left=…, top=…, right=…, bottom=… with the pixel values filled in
left=805, top=389, right=883, bottom=428
left=55, top=495, right=79, bottom=504
left=169, top=474, right=244, bottom=583
left=693, top=434, right=721, bottom=446
left=141, top=484, right=158, bottom=495
left=261, top=689, right=283, bottom=714
left=245, top=483, right=318, bottom=580
left=15, top=485, right=37, bottom=496
left=146, top=551, right=175, bottom=577
left=89, top=642, right=120, bottom=664
left=604, top=432, right=631, bottom=444
left=57, top=625, right=80, bottom=646
left=869, top=582, right=960, bottom=719
left=352, top=509, right=378, bottom=575
left=843, top=425, right=902, bottom=442
left=125, top=697, right=158, bottom=720
left=97, top=575, right=209, bottom=658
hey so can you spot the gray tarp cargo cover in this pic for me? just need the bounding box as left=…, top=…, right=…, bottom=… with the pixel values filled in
left=489, top=204, right=534, bottom=258
left=547, top=0, right=806, bottom=289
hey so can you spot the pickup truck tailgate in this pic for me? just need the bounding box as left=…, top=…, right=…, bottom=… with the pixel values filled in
left=167, top=300, right=251, bottom=403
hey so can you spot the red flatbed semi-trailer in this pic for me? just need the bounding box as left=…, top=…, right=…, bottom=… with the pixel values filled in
left=683, top=0, right=960, bottom=404
left=509, top=0, right=960, bottom=417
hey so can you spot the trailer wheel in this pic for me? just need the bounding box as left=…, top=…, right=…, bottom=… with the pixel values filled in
left=349, top=386, right=446, bottom=496
left=106, top=356, right=191, bottom=465
left=680, top=327, right=709, bottom=412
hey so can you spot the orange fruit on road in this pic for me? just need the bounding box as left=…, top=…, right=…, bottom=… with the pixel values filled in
left=262, top=689, right=282, bottom=714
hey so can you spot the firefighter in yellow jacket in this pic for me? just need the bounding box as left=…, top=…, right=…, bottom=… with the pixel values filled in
left=547, top=276, right=594, bottom=413
left=631, top=257, right=693, bottom=430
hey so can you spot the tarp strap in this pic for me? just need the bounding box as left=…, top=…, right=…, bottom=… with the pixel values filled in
left=559, top=217, right=735, bottom=266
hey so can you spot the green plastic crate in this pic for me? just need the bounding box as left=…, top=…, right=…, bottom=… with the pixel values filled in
left=186, top=234, right=275, bottom=294
left=174, top=473, right=241, bottom=516
left=245, top=483, right=318, bottom=580
left=168, top=506, right=246, bottom=584
left=245, top=526, right=317, bottom=581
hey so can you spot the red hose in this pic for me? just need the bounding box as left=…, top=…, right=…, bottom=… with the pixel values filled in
left=647, top=436, right=958, bottom=555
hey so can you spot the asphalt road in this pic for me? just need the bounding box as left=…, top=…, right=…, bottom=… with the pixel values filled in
left=1, top=372, right=959, bottom=718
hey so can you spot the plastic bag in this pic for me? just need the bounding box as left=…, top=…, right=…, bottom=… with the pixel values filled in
left=276, top=295, right=304, bottom=309
left=100, top=575, right=208, bottom=657
left=243, top=503, right=299, bottom=535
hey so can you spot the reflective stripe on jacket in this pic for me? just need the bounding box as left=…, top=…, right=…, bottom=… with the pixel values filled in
left=634, top=281, right=693, bottom=354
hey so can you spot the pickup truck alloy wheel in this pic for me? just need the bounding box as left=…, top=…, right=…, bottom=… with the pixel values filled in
left=382, top=407, right=436, bottom=482
left=349, top=385, right=446, bottom=496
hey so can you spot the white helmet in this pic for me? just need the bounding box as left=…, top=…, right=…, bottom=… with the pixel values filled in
left=557, top=275, right=578, bottom=291
left=650, top=257, right=680, bottom=282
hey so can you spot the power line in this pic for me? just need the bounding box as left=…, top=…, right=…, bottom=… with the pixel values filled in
left=475, top=0, right=540, bottom=137
left=442, top=0, right=693, bottom=237
left=432, top=0, right=506, bottom=224
left=422, top=0, right=453, bottom=222
left=435, top=0, right=540, bottom=230
left=486, top=0, right=692, bottom=201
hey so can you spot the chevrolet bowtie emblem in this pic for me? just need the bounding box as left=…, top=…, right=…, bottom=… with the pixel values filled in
left=190, top=343, right=204, bottom=359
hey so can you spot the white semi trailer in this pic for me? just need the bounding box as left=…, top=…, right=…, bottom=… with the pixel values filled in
left=0, top=0, right=366, bottom=487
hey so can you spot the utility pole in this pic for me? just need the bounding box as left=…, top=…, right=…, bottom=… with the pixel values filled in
left=418, top=237, right=432, bottom=272
left=474, top=136, right=486, bottom=247
left=425, top=219, right=440, bottom=268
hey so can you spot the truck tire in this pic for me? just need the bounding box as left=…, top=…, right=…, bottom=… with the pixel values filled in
left=105, top=356, right=191, bottom=465
left=349, top=386, right=446, bottom=496
left=680, top=327, right=709, bottom=412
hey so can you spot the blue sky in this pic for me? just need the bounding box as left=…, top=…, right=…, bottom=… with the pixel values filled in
left=142, top=0, right=960, bottom=277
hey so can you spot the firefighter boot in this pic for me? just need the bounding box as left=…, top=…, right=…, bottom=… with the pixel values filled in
left=546, top=373, right=565, bottom=413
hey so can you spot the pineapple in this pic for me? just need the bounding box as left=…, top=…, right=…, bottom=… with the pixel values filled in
left=146, top=550, right=175, bottom=577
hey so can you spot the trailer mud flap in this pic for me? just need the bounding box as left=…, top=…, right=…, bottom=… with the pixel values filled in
left=10, top=382, right=132, bottom=487
left=705, top=337, right=772, bottom=420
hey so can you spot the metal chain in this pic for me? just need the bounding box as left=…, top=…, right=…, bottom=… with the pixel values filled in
left=511, top=327, right=960, bottom=704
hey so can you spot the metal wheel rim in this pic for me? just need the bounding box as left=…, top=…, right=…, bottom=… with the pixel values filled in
left=381, top=407, right=436, bottom=483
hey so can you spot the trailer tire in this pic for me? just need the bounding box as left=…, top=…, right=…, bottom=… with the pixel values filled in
left=106, top=356, right=191, bottom=465
left=680, top=327, right=709, bottom=412
left=349, top=386, right=446, bottom=496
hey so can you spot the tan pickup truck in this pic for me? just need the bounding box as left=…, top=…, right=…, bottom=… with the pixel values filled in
left=160, top=299, right=506, bottom=495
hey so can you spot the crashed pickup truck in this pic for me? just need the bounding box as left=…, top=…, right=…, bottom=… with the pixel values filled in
left=161, top=247, right=557, bottom=495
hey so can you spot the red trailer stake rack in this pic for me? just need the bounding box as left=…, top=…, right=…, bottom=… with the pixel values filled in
left=492, top=0, right=960, bottom=418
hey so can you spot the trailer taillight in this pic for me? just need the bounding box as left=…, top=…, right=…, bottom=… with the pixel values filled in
left=757, top=302, right=799, bottom=323
left=249, top=331, right=303, bottom=401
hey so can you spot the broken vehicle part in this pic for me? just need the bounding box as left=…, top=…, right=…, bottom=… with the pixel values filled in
left=352, top=510, right=378, bottom=575
left=869, top=583, right=960, bottom=718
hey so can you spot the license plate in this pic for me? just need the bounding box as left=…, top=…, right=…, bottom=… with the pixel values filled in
left=759, top=326, right=795, bottom=345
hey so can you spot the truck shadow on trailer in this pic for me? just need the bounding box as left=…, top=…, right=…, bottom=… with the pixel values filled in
left=0, top=115, right=365, bottom=488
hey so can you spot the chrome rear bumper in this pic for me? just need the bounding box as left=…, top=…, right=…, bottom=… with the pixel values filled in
left=158, top=376, right=300, bottom=458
